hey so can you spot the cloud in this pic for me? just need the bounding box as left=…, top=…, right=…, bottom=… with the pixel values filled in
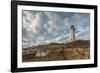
left=22, top=42, right=33, bottom=48
left=73, top=13, right=81, bottom=20
left=64, top=17, right=74, bottom=30
left=22, top=11, right=90, bottom=48
left=23, top=10, right=34, bottom=22
left=31, top=12, right=43, bottom=33
left=46, top=12, right=60, bottom=32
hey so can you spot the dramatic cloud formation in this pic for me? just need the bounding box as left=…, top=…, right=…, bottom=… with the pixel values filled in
left=22, top=10, right=90, bottom=48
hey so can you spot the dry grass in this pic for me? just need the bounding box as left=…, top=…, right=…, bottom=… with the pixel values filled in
left=64, top=48, right=90, bottom=60
left=22, top=40, right=90, bottom=62
left=22, top=48, right=90, bottom=62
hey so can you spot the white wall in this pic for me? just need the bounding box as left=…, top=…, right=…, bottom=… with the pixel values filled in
left=0, top=0, right=99, bottom=73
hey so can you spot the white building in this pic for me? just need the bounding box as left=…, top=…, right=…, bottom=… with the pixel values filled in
left=69, top=25, right=76, bottom=42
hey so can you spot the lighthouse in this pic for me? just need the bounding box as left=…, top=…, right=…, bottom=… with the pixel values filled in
left=69, top=25, right=76, bottom=42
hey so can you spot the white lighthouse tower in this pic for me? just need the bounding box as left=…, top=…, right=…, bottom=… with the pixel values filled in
left=69, top=25, right=76, bottom=42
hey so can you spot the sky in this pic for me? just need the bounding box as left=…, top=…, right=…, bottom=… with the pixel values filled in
left=22, top=10, right=90, bottom=48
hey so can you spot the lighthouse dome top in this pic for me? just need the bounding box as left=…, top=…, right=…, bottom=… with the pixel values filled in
left=71, top=25, right=75, bottom=30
